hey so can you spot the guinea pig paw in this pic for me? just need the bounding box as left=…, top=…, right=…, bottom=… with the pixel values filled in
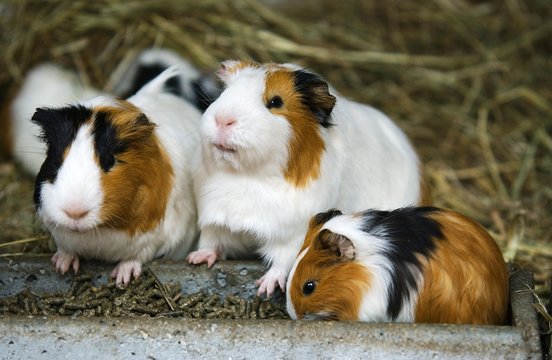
left=51, top=251, right=80, bottom=275
left=186, top=249, right=218, bottom=268
left=111, top=260, right=142, bottom=285
left=256, top=269, right=287, bottom=298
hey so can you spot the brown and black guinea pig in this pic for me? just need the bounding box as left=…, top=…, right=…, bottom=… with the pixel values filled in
left=286, top=207, right=509, bottom=325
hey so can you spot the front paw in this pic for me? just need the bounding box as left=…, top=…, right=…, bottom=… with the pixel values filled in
left=51, top=251, right=80, bottom=275
left=111, top=260, right=142, bottom=285
left=186, top=249, right=218, bottom=268
left=256, top=267, right=287, bottom=298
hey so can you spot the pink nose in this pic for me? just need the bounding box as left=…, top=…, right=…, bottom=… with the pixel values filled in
left=64, top=208, right=90, bottom=220
left=216, top=115, right=236, bottom=128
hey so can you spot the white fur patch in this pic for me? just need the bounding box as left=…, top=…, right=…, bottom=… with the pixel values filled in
left=286, top=247, right=309, bottom=320
left=38, top=123, right=103, bottom=233
left=200, top=68, right=291, bottom=173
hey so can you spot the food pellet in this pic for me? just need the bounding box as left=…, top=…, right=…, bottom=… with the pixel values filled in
left=0, top=269, right=289, bottom=320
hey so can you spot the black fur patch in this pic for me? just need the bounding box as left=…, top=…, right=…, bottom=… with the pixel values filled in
left=313, top=209, right=343, bottom=226
left=191, top=78, right=218, bottom=112
left=92, top=111, right=127, bottom=172
left=292, top=70, right=336, bottom=128
left=121, top=64, right=183, bottom=99
left=360, top=207, right=444, bottom=320
left=32, top=105, right=92, bottom=208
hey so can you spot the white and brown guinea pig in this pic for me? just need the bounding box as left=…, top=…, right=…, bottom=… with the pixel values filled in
left=33, top=67, right=201, bottom=284
left=286, top=207, right=509, bottom=325
left=5, top=63, right=102, bottom=175
left=187, top=60, right=425, bottom=297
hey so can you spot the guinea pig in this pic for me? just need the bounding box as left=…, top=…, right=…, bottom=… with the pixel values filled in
left=7, top=63, right=102, bottom=175
left=286, top=207, right=509, bottom=325
left=187, top=60, right=425, bottom=297
left=110, top=47, right=221, bottom=111
left=32, top=67, right=201, bottom=284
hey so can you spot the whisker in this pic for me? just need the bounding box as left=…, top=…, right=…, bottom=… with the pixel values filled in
left=13, top=150, right=45, bottom=155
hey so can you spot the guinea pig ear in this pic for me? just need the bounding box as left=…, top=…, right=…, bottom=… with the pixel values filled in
left=217, top=60, right=259, bottom=85
left=312, top=209, right=343, bottom=227
left=315, top=229, right=355, bottom=261
left=31, top=107, right=54, bottom=141
left=32, top=105, right=91, bottom=144
left=124, top=113, right=156, bottom=143
left=217, top=60, right=242, bottom=84
left=292, top=70, right=336, bottom=128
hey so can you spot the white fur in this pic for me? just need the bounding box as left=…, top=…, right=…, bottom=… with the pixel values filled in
left=38, top=123, right=104, bottom=233
left=285, top=247, right=309, bottom=319
left=11, top=63, right=102, bottom=175
left=36, top=69, right=201, bottom=283
left=190, top=63, right=420, bottom=296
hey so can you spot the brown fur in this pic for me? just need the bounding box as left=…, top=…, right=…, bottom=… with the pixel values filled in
left=0, top=89, right=16, bottom=159
left=290, top=228, right=369, bottom=320
left=298, top=215, right=326, bottom=254
left=418, top=165, right=433, bottom=205
left=96, top=101, right=174, bottom=237
left=264, top=69, right=325, bottom=188
left=415, top=210, right=509, bottom=325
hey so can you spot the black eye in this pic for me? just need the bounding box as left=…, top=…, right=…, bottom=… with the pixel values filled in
left=302, top=280, right=316, bottom=296
left=266, top=95, right=283, bottom=109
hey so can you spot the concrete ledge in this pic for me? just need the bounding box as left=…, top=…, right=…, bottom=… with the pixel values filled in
left=0, top=257, right=543, bottom=360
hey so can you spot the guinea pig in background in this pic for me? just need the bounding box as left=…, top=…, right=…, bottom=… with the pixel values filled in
left=6, top=63, right=103, bottom=175
left=187, top=60, right=424, bottom=297
left=33, top=67, right=202, bottom=284
left=286, top=207, right=509, bottom=325
left=111, top=47, right=221, bottom=112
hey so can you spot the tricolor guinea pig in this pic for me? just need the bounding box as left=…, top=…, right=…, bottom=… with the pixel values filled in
left=33, top=67, right=201, bottom=284
left=187, top=60, right=425, bottom=297
left=5, top=63, right=102, bottom=175
left=286, top=207, right=509, bottom=325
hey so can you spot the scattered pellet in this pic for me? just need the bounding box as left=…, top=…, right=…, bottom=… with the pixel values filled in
left=179, top=293, right=204, bottom=309
left=132, top=305, right=160, bottom=316
left=0, top=269, right=289, bottom=320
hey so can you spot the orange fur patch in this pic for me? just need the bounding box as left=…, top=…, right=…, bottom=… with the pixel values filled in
left=264, top=69, right=325, bottom=188
left=415, top=210, right=509, bottom=325
left=290, top=228, right=370, bottom=320
left=96, top=101, right=174, bottom=237
left=298, top=215, right=328, bottom=254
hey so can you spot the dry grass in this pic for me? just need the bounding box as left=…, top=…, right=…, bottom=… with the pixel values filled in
left=0, top=0, right=550, bottom=300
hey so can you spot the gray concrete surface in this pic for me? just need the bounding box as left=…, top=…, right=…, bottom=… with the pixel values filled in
left=0, top=257, right=543, bottom=360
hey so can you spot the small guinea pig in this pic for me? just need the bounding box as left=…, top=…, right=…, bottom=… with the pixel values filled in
left=111, top=48, right=221, bottom=111
left=7, top=63, right=102, bottom=175
left=286, top=207, right=509, bottom=325
left=187, top=60, right=424, bottom=297
left=33, top=67, right=201, bottom=284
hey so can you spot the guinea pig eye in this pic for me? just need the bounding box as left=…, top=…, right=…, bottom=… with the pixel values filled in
left=302, top=280, right=316, bottom=296
left=266, top=95, right=283, bottom=109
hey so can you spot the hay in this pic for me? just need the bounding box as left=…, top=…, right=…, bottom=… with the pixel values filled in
left=0, top=0, right=550, bottom=293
